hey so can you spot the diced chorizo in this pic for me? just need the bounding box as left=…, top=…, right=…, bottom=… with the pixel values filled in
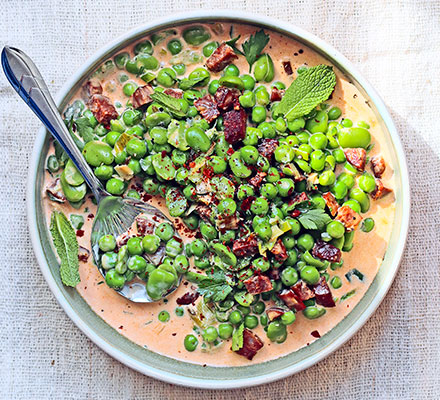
left=322, top=192, right=339, bottom=217
left=84, top=79, right=102, bottom=97
left=163, top=88, right=183, bottom=98
left=244, top=274, right=273, bottom=295
left=277, top=289, right=306, bottom=312
left=370, top=179, right=392, bottom=200
left=270, top=240, right=288, bottom=261
left=312, top=240, right=342, bottom=263
left=266, top=307, right=285, bottom=321
left=335, top=205, right=363, bottom=231
left=223, top=108, right=247, bottom=144
left=233, top=235, right=259, bottom=257
left=291, top=281, right=314, bottom=301
left=206, top=43, right=238, bottom=72
left=313, top=276, right=336, bottom=307
left=217, top=214, right=240, bottom=231
left=270, top=87, right=285, bottom=102
left=370, top=155, right=386, bottom=178
left=344, top=148, right=367, bottom=171
left=87, top=94, right=118, bottom=125
left=235, top=329, right=264, bottom=360
left=282, top=61, right=293, bottom=75
left=214, top=86, right=240, bottom=111
left=176, top=292, right=199, bottom=305
left=130, top=85, right=153, bottom=109
left=257, top=139, right=278, bottom=159
left=248, top=171, right=267, bottom=188
left=194, top=95, right=220, bottom=123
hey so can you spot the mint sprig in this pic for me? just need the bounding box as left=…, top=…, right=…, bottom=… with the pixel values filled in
left=50, top=211, right=80, bottom=287
left=278, top=65, right=336, bottom=120
left=150, top=92, right=186, bottom=118
left=298, top=208, right=332, bottom=230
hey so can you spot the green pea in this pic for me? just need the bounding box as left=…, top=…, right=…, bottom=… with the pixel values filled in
left=359, top=173, right=376, bottom=193
left=255, top=221, right=272, bottom=242
left=259, top=183, right=277, bottom=200
left=338, top=127, right=371, bottom=148
left=125, top=138, right=146, bottom=159
left=149, top=126, right=167, bottom=145
left=99, top=235, right=116, bottom=252
left=254, top=54, right=275, bottom=82
left=229, top=310, right=243, bottom=325
left=330, top=276, right=342, bottom=289
left=172, top=63, right=186, bottom=76
left=281, top=311, right=296, bottom=326
left=184, top=334, right=198, bottom=351
left=319, top=170, right=336, bottom=186
left=165, top=238, right=183, bottom=258
left=275, top=117, right=287, bottom=133
left=251, top=106, right=266, bottom=124
left=337, top=172, right=355, bottom=190
left=305, top=110, right=328, bottom=134
left=250, top=197, right=269, bottom=216
left=101, top=251, right=117, bottom=270
left=331, top=180, right=348, bottom=200
left=134, top=40, right=153, bottom=55
left=281, top=267, right=299, bottom=286
left=297, top=234, right=315, bottom=252
left=105, top=269, right=125, bottom=289
left=309, top=133, right=328, bottom=150
left=274, top=145, right=295, bottom=164
left=175, top=307, right=184, bottom=317
left=287, top=117, right=305, bottom=132
left=277, top=178, right=295, bottom=197
left=144, top=112, right=171, bottom=129
left=303, top=306, right=326, bottom=320
left=147, top=268, right=177, bottom=300
left=138, top=54, right=159, bottom=71
left=123, top=82, right=138, bottom=97
left=267, top=321, right=287, bottom=343
left=244, top=315, right=259, bottom=329
left=260, top=314, right=268, bottom=326
left=218, top=323, right=233, bottom=339
left=326, top=220, right=345, bottom=239
left=199, top=221, right=217, bottom=241
left=141, top=178, right=158, bottom=195
left=151, top=153, right=176, bottom=181
left=254, top=86, right=270, bottom=106
left=114, top=52, right=129, bottom=69
left=361, top=217, right=375, bottom=233
left=239, top=145, right=259, bottom=165
left=229, top=151, right=252, bottom=178
left=328, top=106, right=342, bottom=120
left=46, top=154, right=60, bottom=173
left=82, top=140, right=114, bottom=167
left=106, top=178, right=125, bottom=195
left=221, top=64, right=238, bottom=77
left=153, top=223, right=173, bottom=242
left=241, top=74, right=256, bottom=90
left=156, top=68, right=177, bottom=87
left=239, top=91, right=256, bottom=108
left=333, top=148, right=346, bottom=163
left=127, top=255, right=147, bottom=273
left=167, top=39, right=182, bottom=55
left=186, top=126, right=211, bottom=152
left=189, top=67, right=211, bottom=86
left=183, top=26, right=211, bottom=46
left=218, top=198, right=237, bottom=217
left=342, top=200, right=361, bottom=215
left=264, top=168, right=279, bottom=184
left=349, top=188, right=370, bottom=213
left=207, top=156, right=226, bottom=174
left=219, top=230, right=236, bottom=244
left=258, top=122, right=275, bottom=139
left=203, top=41, right=218, bottom=57
left=237, top=184, right=255, bottom=200
left=342, top=118, right=353, bottom=127
left=219, top=75, right=244, bottom=90
left=194, top=257, right=210, bottom=270
left=126, top=237, right=143, bottom=256
left=142, top=234, right=160, bottom=254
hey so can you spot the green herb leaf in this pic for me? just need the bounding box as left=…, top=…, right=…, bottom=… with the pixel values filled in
left=50, top=211, right=80, bottom=287
left=340, top=289, right=356, bottom=301
left=74, top=117, right=96, bottom=143
left=298, top=208, right=332, bottom=230
left=150, top=92, right=186, bottom=118
left=226, top=35, right=244, bottom=56
left=195, top=270, right=233, bottom=302
left=278, top=65, right=337, bottom=120
left=241, top=29, right=270, bottom=71
left=178, top=76, right=207, bottom=90
left=232, top=323, right=244, bottom=351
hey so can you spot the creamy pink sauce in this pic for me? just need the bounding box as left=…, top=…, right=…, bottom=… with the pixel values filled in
left=43, top=23, right=395, bottom=366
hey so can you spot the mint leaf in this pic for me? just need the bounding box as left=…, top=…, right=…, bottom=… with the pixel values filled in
left=278, top=65, right=336, bottom=120
left=150, top=92, right=186, bottom=118
left=298, top=208, right=332, bottom=230
left=50, top=211, right=80, bottom=287
left=74, top=117, right=96, bottom=143
left=178, top=76, right=206, bottom=90
left=195, top=270, right=233, bottom=302
left=241, top=29, right=270, bottom=71
left=232, top=323, right=244, bottom=351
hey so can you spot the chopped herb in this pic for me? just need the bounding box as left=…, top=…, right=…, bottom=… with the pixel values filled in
left=278, top=65, right=337, bottom=120
left=231, top=323, right=244, bottom=351
left=195, top=270, right=233, bottom=302
left=298, top=208, right=332, bottom=230
left=49, top=211, right=80, bottom=287
left=345, top=268, right=364, bottom=282
left=340, top=289, right=356, bottom=301
left=97, top=281, right=104, bottom=285
left=178, top=76, right=207, bottom=90
left=150, top=92, right=186, bottom=118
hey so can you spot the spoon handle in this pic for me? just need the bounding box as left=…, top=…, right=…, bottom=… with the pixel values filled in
left=1, top=46, right=107, bottom=202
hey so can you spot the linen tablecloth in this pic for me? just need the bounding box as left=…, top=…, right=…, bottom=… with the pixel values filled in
left=1, top=1, right=439, bottom=398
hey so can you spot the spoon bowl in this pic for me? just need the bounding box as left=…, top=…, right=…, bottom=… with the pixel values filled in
left=2, top=46, right=180, bottom=303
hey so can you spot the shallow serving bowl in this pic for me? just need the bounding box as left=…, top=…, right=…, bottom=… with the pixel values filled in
left=27, top=10, right=410, bottom=389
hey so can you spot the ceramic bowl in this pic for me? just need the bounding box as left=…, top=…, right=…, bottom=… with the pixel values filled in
left=27, top=10, right=410, bottom=389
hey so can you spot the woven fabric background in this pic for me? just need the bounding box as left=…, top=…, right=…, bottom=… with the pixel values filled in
left=0, top=0, right=439, bottom=398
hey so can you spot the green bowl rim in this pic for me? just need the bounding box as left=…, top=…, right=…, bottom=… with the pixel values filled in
left=26, top=10, right=410, bottom=389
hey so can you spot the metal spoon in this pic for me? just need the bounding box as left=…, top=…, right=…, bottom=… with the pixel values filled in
left=2, top=46, right=180, bottom=302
